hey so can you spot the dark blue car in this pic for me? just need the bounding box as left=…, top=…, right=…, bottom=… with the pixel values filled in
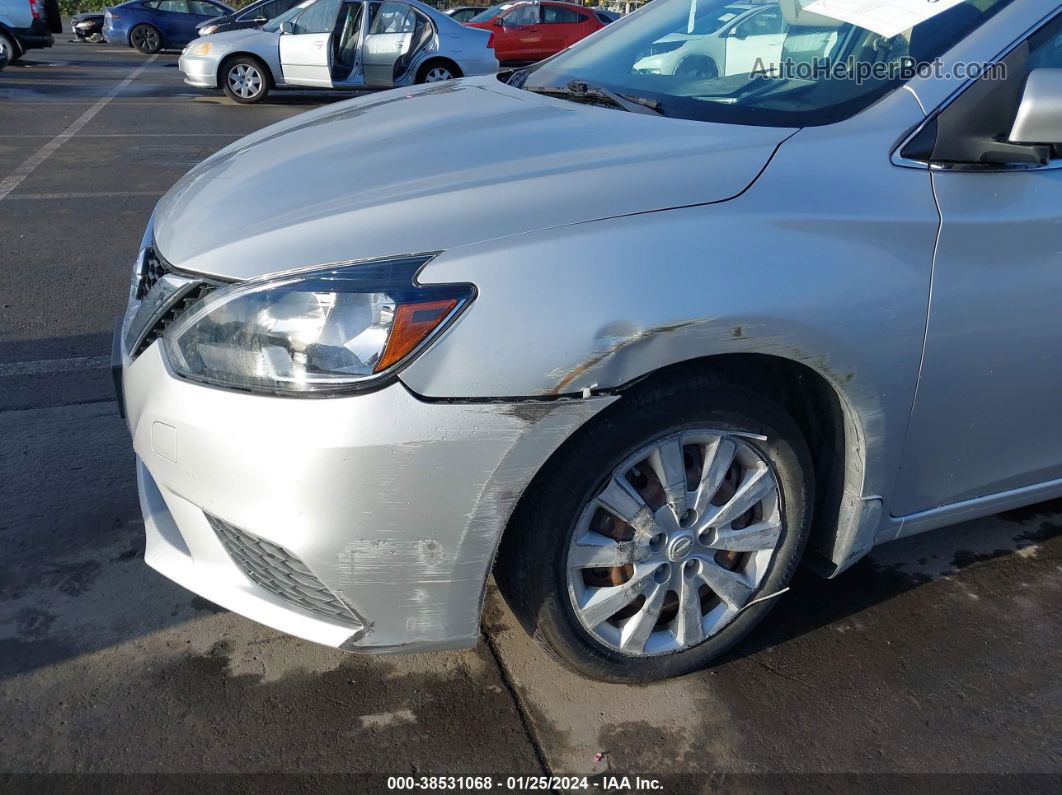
left=103, top=0, right=233, bottom=53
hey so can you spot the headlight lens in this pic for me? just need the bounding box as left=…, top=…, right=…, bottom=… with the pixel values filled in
left=163, top=256, right=473, bottom=395
left=188, top=40, right=213, bottom=54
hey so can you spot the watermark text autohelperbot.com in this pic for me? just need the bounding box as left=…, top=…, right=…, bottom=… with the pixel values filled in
left=750, top=57, right=1007, bottom=85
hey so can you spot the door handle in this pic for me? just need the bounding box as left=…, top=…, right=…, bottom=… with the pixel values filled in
left=314, top=40, right=324, bottom=48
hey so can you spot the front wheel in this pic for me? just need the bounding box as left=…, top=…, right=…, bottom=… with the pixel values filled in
left=129, top=24, right=162, bottom=54
left=222, top=57, right=270, bottom=104
left=495, top=371, right=813, bottom=683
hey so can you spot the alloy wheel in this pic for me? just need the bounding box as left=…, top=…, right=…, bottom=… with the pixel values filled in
left=566, top=430, right=782, bottom=656
left=228, top=64, right=263, bottom=99
left=132, top=26, right=160, bottom=53
left=423, top=66, right=453, bottom=82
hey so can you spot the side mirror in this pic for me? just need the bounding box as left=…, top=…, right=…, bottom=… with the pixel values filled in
left=493, top=17, right=505, bottom=27
left=280, top=20, right=294, bottom=34
left=1009, top=68, right=1062, bottom=147
left=730, top=27, right=748, bottom=40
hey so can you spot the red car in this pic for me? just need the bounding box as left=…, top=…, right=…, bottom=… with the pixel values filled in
left=465, top=1, right=606, bottom=66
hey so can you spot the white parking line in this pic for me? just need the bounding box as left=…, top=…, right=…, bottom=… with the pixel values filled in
left=0, top=356, right=110, bottom=377
left=5, top=191, right=163, bottom=200
left=0, top=54, right=158, bottom=203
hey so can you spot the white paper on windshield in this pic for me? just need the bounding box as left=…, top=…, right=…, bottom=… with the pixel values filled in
left=803, top=0, right=967, bottom=38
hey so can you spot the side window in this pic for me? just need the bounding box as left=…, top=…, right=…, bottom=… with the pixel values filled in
left=157, top=0, right=190, bottom=12
left=142, top=0, right=160, bottom=8
left=291, top=0, right=341, bottom=33
left=733, top=7, right=783, bottom=37
left=504, top=4, right=538, bottom=26
left=369, top=2, right=416, bottom=34
left=542, top=6, right=583, bottom=24
left=189, top=1, right=224, bottom=16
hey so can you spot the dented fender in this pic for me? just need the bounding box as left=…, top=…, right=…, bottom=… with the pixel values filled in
left=404, top=88, right=936, bottom=573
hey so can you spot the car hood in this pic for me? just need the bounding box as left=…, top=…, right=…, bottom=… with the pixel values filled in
left=153, top=80, right=795, bottom=280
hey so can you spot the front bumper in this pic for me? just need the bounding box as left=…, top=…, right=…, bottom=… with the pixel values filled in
left=178, top=53, right=219, bottom=89
left=120, top=335, right=613, bottom=652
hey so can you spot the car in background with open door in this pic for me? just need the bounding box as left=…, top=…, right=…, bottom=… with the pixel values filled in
left=464, top=1, right=605, bottom=66
left=179, top=0, right=497, bottom=103
left=104, top=0, right=234, bottom=53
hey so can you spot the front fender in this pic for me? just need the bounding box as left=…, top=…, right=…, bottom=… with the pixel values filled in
left=404, top=87, right=934, bottom=537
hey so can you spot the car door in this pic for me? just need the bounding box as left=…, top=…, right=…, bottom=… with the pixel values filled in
left=539, top=3, right=593, bottom=56
left=361, top=1, right=417, bottom=87
left=892, top=14, right=1062, bottom=517
left=150, top=0, right=192, bottom=44
left=721, top=5, right=787, bottom=77
left=280, top=0, right=343, bottom=86
left=496, top=2, right=542, bottom=62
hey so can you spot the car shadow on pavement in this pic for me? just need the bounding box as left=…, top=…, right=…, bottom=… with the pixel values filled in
left=727, top=498, right=1062, bottom=663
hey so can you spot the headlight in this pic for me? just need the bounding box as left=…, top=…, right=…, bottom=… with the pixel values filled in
left=163, top=256, right=474, bottom=396
left=187, top=41, right=213, bottom=54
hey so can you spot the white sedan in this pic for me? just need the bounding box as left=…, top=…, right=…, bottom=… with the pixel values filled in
left=179, top=0, right=498, bottom=103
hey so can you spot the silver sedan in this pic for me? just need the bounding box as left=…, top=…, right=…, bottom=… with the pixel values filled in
left=178, top=0, right=497, bottom=103
left=119, top=0, right=1062, bottom=681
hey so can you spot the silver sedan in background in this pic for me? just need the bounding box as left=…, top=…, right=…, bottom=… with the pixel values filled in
left=179, top=0, right=497, bottom=103
left=121, top=0, right=1062, bottom=682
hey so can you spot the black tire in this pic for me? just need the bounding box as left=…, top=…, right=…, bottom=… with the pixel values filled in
left=675, top=56, right=718, bottom=80
left=495, top=371, right=813, bottom=683
left=415, top=60, right=461, bottom=84
left=221, top=56, right=271, bottom=104
left=130, top=24, right=162, bottom=54
left=0, top=32, right=20, bottom=64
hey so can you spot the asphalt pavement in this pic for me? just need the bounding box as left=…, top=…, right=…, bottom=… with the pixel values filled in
left=0, top=32, right=1059, bottom=792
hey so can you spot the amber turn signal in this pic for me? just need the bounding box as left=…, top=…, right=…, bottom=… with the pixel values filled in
left=375, top=299, right=458, bottom=373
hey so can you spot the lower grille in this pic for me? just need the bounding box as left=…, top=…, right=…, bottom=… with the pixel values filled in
left=207, top=515, right=362, bottom=628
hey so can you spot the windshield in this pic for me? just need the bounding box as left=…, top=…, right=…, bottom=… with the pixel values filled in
left=262, top=0, right=315, bottom=32
left=518, top=0, right=1016, bottom=127
left=469, top=3, right=513, bottom=23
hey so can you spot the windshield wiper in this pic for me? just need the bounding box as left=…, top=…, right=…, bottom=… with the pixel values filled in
left=526, top=81, right=666, bottom=116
